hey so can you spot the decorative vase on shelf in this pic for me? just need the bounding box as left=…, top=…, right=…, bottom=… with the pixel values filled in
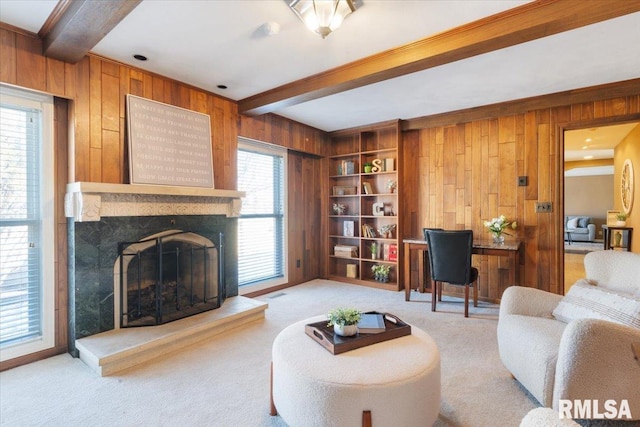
left=617, top=220, right=626, bottom=226
left=492, top=232, right=505, bottom=244
left=333, top=324, right=357, bottom=337
left=614, top=231, right=623, bottom=247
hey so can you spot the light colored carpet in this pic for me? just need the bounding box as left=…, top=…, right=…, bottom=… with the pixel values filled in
left=0, top=279, right=623, bottom=427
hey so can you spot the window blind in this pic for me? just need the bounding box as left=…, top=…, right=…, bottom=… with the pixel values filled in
left=0, top=103, right=42, bottom=346
left=237, top=142, right=286, bottom=286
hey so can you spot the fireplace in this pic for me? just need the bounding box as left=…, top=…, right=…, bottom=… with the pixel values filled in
left=65, top=182, right=243, bottom=356
left=118, top=230, right=223, bottom=327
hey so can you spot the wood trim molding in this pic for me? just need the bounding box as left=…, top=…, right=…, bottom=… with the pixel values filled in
left=38, top=0, right=73, bottom=40
left=239, top=0, right=640, bottom=116
left=402, top=78, right=640, bottom=131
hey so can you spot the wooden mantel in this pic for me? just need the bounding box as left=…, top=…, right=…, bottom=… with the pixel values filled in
left=64, top=182, right=244, bottom=222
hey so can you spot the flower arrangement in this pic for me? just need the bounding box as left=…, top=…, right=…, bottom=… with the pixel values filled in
left=371, top=264, right=391, bottom=282
left=332, top=202, right=346, bottom=215
left=386, top=179, right=397, bottom=193
left=377, top=223, right=396, bottom=238
left=327, top=307, right=362, bottom=327
left=484, top=215, right=517, bottom=242
left=616, top=213, right=628, bottom=221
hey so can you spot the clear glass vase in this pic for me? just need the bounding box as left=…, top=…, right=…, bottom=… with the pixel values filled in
left=492, top=232, right=505, bottom=243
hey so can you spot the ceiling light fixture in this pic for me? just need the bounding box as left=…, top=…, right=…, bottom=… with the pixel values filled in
left=584, top=155, right=594, bottom=160
left=288, top=0, right=356, bottom=38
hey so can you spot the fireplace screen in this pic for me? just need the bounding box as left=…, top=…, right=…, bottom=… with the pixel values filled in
left=118, top=231, right=223, bottom=327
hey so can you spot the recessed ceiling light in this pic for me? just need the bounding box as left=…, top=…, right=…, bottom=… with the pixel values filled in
left=133, top=54, right=147, bottom=61
left=584, top=155, right=594, bottom=160
left=217, top=85, right=228, bottom=90
left=582, top=145, right=589, bottom=149
left=585, top=138, right=592, bottom=142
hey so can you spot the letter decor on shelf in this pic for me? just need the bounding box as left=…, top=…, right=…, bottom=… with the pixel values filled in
left=126, top=94, right=214, bottom=188
left=371, top=159, right=383, bottom=172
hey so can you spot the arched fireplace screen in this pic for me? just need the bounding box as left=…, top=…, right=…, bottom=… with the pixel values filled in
left=117, top=230, right=224, bottom=327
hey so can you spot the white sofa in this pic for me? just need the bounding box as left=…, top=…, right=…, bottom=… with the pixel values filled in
left=497, top=250, right=640, bottom=419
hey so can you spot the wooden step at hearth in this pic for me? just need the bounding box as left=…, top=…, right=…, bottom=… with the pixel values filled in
left=76, top=296, right=267, bottom=376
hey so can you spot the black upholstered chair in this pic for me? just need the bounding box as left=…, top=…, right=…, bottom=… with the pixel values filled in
left=424, top=229, right=479, bottom=317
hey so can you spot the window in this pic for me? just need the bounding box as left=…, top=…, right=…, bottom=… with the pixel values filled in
left=0, top=86, right=54, bottom=361
left=237, top=139, right=287, bottom=288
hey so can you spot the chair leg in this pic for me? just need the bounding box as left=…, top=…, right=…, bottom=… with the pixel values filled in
left=438, top=281, right=442, bottom=301
left=431, top=280, right=437, bottom=312
left=473, top=279, right=478, bottom=307
left=464, top=284, right=469, bottom=318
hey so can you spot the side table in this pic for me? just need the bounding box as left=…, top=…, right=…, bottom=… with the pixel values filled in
left=602, top=225, right=633, bottom=251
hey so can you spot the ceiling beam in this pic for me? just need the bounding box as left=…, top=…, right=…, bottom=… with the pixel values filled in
left=40, top=0, right=142, bottom=63
left=239, top=0, right=640, bottom=116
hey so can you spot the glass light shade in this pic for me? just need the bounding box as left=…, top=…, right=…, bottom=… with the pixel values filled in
left=289, top=0, right=356, bottom=38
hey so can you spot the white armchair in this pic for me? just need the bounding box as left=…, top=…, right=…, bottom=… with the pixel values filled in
left=497, top=251, right=640, bottom=419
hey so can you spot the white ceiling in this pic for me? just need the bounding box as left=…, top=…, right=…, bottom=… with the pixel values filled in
left=0, top=1, right=639, bottom=132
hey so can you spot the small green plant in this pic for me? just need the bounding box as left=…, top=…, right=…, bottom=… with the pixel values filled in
left=327, top=307, right=362, bottom=327
left=370, top=242, right=378, bottom=255
left=616, top=213, right=628, bottom=221
left=371, top=264, right=391, bottom=282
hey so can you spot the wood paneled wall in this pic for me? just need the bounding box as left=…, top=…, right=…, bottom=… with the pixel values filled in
left=404, top=95, right=640, bottom=300
left=0, top=26, right=327, bottom=367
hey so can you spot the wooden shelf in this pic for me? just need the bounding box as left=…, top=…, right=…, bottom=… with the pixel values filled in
left=326, top=121, right=403, bottom=289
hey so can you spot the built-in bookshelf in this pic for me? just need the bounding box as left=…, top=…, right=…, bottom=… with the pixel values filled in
left=327, top=121, right=402, bottom=291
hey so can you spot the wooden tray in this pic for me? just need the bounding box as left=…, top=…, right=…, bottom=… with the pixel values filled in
left=305, top=312, right=411, bottom=355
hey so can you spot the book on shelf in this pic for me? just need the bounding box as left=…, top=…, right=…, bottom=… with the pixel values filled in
left=361, top=224, right=375, bottom=238
left=357, top=313, right=386, bottom=334
left=338, top=160, right=354, bottom=175
left=362, top=182, right=373, bottom=194
left=388, top=244, right=398, bottom=262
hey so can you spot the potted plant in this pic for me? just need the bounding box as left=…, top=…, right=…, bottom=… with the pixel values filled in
left=616, top=213, right=628, bottom=226
left=332, top=202, right=346, bottom=215
left=371, top=264, right=391, bottom=283
left=363, top=162, right=373, bottom=173
left=327, top=307, right=362, bottom=337
left=386, top=179, right=397, bottom=193
left=370, top=242, right=378, bottom=259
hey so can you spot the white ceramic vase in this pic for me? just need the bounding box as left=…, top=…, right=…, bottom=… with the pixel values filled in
left=617, top=220, right=626, bottom=226
left=333, top=324, right=357, bottom=337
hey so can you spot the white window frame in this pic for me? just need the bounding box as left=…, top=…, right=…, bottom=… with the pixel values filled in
left=0, top=85, right=55, bottom=362
left=237, top=137, right=288, bottom=295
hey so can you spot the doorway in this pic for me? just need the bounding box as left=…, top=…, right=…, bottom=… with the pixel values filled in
left=563, top=121, right=639, bottom=293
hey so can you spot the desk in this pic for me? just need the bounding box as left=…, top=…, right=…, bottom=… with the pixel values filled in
left=403, top=237, right=523, bottom=302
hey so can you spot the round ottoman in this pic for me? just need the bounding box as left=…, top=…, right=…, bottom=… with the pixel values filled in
left=271, top=316, right=441, bottom=427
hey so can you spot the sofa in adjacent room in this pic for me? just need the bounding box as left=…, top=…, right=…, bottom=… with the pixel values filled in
left=563, top=215, right=596, bottom=242
left=497, top=250, right=640, bottom=420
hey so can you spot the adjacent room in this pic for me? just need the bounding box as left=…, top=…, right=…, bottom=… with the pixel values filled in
left=1, top=1, right=639, bottom=426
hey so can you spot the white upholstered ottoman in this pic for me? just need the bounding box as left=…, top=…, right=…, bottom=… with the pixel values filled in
left=270, top=316, right=441, bottom=427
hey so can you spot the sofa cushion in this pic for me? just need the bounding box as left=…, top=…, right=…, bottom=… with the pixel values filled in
left=552, top=280, right=640, bottom=329
left=577, top=216, right=590, bottom=228
left=566, top=217, right=579, bottom=229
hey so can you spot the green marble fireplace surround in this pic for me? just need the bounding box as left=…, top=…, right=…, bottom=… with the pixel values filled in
left=65, top=182, right=244, bottom=356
